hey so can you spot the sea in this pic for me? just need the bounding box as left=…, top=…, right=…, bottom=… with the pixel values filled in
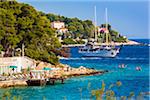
left=0, top=39, right=149, bottom=100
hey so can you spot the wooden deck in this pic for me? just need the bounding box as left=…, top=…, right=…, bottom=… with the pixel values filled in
left=26, top=79, right=47, bottom=86
left=47, top=77, right=65, bottom=85
left=26, top=77, right=66, bottom=86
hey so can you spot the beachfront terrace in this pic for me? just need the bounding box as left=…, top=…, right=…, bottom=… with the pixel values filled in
left=0, top=56, right=36, bottom=75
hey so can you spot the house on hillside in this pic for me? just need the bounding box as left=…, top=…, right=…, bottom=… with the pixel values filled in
left=51, top=21, right=65, bottom=29
left=51, top=21, right=69, bottom=41
left=98, top=27, right=107, bottom=33
left=57, top=28, right=68, bottom=33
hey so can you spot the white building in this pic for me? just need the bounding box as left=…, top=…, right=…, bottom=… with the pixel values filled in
left=51, top=21, right=65, bottom=29
left=0, top=56, right=36, bottom=75
left=57, top=28, right=68, bottom=33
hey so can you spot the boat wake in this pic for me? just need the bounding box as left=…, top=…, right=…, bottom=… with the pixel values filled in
left=60, top=57, right=102, bottom=60
left=116, top=57, right=147, bottom=60
left=60, top=57, right=147, bottom=60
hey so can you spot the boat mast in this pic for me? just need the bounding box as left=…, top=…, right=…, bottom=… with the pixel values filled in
left=94, top=6, right=97, bottom=41
left=105, top=8, right=109, bottom=45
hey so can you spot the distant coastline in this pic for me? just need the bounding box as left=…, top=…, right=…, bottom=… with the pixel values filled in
left=62, top=40, right=142, bottom=47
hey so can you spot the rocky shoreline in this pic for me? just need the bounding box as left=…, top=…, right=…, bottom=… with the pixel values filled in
left=0, top=80, right=27, bottom=88
left=0, top=64, right=107, bottom=88
left=65, top=70, right=108, bottom=78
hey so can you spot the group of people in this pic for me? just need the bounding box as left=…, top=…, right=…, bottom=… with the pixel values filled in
left=118, top=64, right=142, bottom=71
left=135, top=66, right=142, bottom=71
left=118, top=64, right=127, bottom=69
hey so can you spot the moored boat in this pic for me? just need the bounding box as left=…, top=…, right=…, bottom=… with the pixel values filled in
left=79, top=7, right=121, bottom=57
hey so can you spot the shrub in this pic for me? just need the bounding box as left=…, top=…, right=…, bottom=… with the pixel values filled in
left=62, top=38, right=77, bottom=45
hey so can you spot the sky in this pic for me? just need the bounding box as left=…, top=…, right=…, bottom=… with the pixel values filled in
left=18, top=0, right=149, bottom=39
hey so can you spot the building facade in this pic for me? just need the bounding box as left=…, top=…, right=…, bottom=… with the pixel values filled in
left=57, top=28, right=68, bottom=33
left=51, top=21, right=65, bottom=29
left=0, top=56, right=36, bottom=75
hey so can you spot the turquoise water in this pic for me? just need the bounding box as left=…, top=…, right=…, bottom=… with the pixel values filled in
left=0, top=39, right=149, bottom=100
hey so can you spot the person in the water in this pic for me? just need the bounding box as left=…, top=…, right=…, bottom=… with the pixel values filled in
left=136, top=66, right=142, bottom=71
left=118, top=64, right=127, bottom=69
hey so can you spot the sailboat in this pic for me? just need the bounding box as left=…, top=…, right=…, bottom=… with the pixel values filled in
left=78, top=7, right=120, bottom=57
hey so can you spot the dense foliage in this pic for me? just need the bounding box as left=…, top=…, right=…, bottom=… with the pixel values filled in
left=44, top=13, right=95, bottom=39
left=0, top=1, right=61, bottom=64
left=0, top=0, right=128, bottom=64
left=43, top=13, right=127, bottom=43
left=62, top=38, right=77, bottom=45
left=62, top=38, right=85, bottom=45
left=98, top=24, right=128, bottom=43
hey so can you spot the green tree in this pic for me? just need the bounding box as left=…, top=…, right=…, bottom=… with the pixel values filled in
left=0, top=1, right=61, bottom=64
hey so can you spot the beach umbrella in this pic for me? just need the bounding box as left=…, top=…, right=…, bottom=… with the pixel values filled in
left=9, top=66, right=17, bottom=73
left=51, top=68, right=60, bottom=70
left=9, top=66, right=17, bottom=69
left=43, top=67, right=52, bottom=71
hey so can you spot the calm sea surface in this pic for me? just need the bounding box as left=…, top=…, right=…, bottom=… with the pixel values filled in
left=0, top=39, right=149, bottom=100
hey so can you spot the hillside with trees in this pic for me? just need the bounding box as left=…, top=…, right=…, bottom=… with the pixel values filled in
left=0, top=1, right=61, bottom=64
left=43, top=13, right=128, bottom=44
left=98, top=24, right=127, bottom=43
left=0, top=0, right=128, bottom=64
left=44, top=13, right=95, bottom=39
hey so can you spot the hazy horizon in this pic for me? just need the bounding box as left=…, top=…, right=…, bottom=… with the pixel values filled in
left=18, top=0, right=149, bottom=39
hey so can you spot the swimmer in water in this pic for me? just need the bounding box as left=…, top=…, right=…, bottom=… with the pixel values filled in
left=136, top=66, right=142, bottom=71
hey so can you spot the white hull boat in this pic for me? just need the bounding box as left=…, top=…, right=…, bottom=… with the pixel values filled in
left=78, top=7, right=121, bottom=58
